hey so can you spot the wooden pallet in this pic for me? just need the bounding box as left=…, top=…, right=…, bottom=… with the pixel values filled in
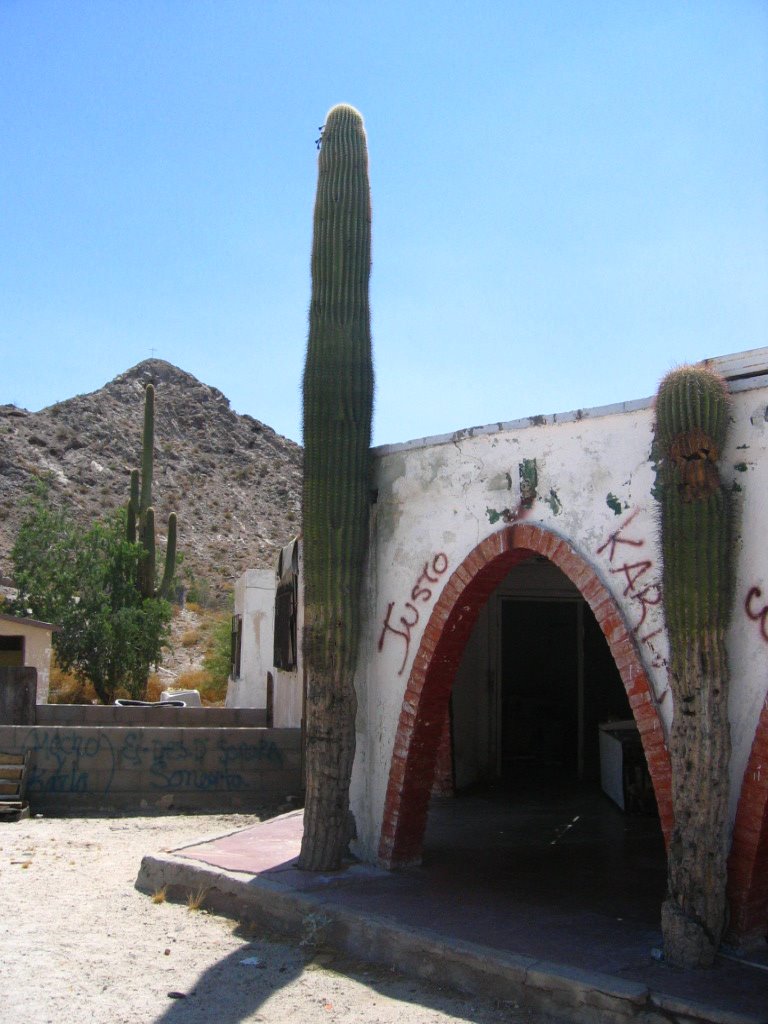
left=0, top=751, right=30, bottom=821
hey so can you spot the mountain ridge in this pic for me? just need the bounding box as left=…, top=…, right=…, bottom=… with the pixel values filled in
left=0, top=359, right=302, bottom=601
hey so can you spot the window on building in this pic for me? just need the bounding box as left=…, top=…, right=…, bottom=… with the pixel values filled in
left=0, top=635, right=24, bottom=668
left=274, top=539, right=299, bottom=670
left=230, top=615, right=243, bottom=679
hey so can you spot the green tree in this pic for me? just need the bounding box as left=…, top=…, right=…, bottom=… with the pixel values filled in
left=10, top=491, right=172, bottom=704
left=202, top=611, right=234, bottom=692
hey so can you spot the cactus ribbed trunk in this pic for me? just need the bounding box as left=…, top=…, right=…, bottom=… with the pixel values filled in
left=140, top=381, right=154, bottom=516
left=128, top=382, right=177, bottom=602
left=654, top=366, right=733, bottom=968
left=298, top=104, right=374, bottom=871
left=127, top=470, right=139, bottom=543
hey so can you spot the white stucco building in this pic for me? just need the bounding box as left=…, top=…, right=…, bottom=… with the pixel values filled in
left=351, top=347, right=768, bottom=946
left=0, top=612, right=58, bottom=704
left=258, top=347, right=768, bottom=946
left=227, top=541, right=304, bottom=729
left=225, top=568, right=276, bottom=711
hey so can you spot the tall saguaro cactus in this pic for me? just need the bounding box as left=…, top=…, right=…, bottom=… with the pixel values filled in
left=298, top=104, right=374, bottom=871
left=654, top=365, right=732, bottom=968
left=127, top=383, right=177, bottom=601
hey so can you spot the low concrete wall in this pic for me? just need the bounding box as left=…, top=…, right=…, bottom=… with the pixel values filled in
left=0, top=667, right=37, bottom=724
left=35, top=705, right=268, bottom=728
left=0, top=724, right=302, bottom=814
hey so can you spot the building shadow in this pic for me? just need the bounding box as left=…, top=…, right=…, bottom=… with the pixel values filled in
left=150, top=919, right=515, bottom=1024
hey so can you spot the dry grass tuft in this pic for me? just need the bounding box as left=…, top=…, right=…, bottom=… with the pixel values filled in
left=175, top=668, right=210, bottom=691
left=144, top=673, right=164, bottom=702
left=48, top=657, right=99, bottom=704
left=49, top=658, right=166, bottom=705
left=187, top=886, right=208, bottom=911
left=151, top=886, right=168, bottom=904
left=175, top=668, right=227, bottom=706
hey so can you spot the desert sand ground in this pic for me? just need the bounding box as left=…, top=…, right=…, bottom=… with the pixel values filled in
left=1, top=813, right=552, bottom=1024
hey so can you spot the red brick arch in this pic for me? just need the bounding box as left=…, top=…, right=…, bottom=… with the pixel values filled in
left=377, top=523, right=673, bottom=868
left=727, top=696, right=768, bottom=946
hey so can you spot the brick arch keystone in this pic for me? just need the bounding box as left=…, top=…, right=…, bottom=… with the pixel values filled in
left=377, top=523, right=673, bottom=868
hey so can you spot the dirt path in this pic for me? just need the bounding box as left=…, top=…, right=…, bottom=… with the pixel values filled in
left=1, top=814, right=552, bottom=1024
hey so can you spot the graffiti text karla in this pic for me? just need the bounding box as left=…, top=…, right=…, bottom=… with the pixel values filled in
left=596, top=510, right=665, bottom=667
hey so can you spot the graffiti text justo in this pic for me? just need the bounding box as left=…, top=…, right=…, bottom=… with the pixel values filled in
left=378, top=553, right=449, bottom=676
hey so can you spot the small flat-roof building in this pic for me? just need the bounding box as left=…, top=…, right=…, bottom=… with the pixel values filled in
left=0, top=613, right=58, bottom=703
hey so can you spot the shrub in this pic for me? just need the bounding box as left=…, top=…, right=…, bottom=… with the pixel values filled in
left=180, top=628, right=200, bottom=647
left=10, top=488, right=171, bottom=703
left=48, top=656, right=99, bottom=704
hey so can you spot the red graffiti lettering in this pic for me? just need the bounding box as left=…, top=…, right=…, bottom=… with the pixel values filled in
left=432, top=552, right=448, bottom=574
left=745, top=587, right=768, bottom=643
left=401, top=603, right=420, bottom=629
left=630, top=584, right=662, bottom=632
left=596, top=511, right=664, bottom=666
left=378, top=553, right=449, bottom=675
left=378, top=602, right=411, bottom=676
left=596, top=510, right=643, bottom=561
left=610, top=560, right=653, bottom=597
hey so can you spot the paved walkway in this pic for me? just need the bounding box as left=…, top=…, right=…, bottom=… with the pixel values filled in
left=137, top=789, right=768, bottom=1024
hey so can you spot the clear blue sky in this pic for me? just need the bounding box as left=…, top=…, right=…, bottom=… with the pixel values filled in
left=2, top=1, right=766, bottom=446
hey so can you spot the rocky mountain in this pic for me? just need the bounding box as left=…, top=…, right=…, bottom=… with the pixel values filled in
left=0, top=359, right=302, bottom=602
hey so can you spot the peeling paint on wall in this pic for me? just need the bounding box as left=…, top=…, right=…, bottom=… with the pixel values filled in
left=485, top=505, right=524, bottom=525
left=544, top=489, right=562, bottom=515
left=519, top=459, right=538, bottom=508
left=606, top=492, right=624, bottom=515
left=487, top=471, right=513, bottom=491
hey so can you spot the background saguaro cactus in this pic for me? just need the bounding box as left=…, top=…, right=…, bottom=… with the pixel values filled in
left=654, top=365, right=732, bottom=968
left=127, top=383, right=177, bottom=601
left=298, top=103, right=374, bottom=871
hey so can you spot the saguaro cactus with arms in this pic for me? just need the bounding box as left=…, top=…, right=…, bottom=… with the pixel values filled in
left=127, top=382, right=177, bottom=601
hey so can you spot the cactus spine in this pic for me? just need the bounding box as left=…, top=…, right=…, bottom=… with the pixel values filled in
left=654, top=365, right=732, bottom=968
left=128, top=383, right=177, bottom=601
left=298, top=104, right=374, bottom=871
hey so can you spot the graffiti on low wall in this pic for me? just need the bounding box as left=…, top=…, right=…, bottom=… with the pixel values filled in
left=24, top=729, right=115, bottom=797
left=119, top=731, right=285, bottom=791
left=20, top=728, right=287, bottom=800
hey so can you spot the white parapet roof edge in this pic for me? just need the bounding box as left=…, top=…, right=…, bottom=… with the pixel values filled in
left=372, top=347, right=768, bottom=458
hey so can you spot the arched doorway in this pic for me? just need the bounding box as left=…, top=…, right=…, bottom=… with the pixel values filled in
left=378, top=523, right=673, bottom=868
